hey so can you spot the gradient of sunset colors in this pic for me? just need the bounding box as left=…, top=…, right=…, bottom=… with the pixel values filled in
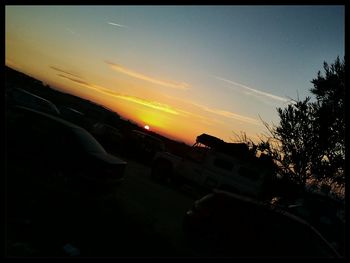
left=5, top=6, right=344, bottom=145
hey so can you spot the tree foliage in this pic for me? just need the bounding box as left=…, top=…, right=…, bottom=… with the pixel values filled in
left=258, top=57, right=345, bottom=195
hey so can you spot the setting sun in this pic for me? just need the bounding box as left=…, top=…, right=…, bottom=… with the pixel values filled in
left=144, top=125, right=150, bottom=130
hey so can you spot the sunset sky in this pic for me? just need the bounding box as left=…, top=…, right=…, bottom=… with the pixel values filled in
left=5, top=6, right=344, bottom=145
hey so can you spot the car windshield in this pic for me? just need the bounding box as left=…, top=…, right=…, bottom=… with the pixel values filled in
left=72, top=127, right=107, bottom=154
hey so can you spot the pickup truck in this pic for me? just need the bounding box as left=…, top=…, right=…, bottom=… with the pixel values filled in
left=151, top=134, right=275, bottom=200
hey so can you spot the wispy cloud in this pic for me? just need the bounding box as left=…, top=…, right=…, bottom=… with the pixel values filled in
left=58, top=73, right=218, bottom=125
left=214, top=76, right=289, bottom=103
left=106, top=61, right=190, bottom=90
left=190, top=101, right=261, bottom=126
left=107, top=22, right=128, bottom=28
left=163, top=95, right=261, bottom=126
left=50, top=66, right=81, bottom=78
left=57, top=74, right=92, bottom=87
left=56, top=70, right=256, bottom=126
left=117, top=95, right=180, bottom=115
left=57, top=74, right=184, bottom=115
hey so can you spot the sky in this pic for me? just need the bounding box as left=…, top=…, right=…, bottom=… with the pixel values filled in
left=5, top=6, right=344, bottom=145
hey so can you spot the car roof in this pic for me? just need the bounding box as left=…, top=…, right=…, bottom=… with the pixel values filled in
left=212, top=189, right=314, bottom=223
left=11, top=88, right=61, bottom=114
left=210, top=189, right=341, bottom=257
left=8, top=105, right=111, bottom=154
left=8, top=105, right=90, bottom=131
left=59, top=105, right=85, bottom=115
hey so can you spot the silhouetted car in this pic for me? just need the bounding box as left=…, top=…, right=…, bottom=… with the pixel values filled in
left=6, top=87, right=61, bottom=116
left=126, top=130, right=166, bottom=161
left=183, top=189, right=341, bottom=258
left=275, top=192, right=345, bottom=255
left=57, top=105, right=92, bottom=130
left=6, top=105, right=127, bottom=194
left=90, top=122, right=124, bottom=148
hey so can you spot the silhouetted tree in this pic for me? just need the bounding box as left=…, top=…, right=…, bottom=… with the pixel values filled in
left=258, top=57, right=345, bottom=196
left=310, top=57, right=345, bottom=189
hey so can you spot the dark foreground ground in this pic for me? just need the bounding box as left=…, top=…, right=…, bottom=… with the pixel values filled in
left=5, top=157, right=207, bottom=258
left=5, top=152, right=345, bottom=259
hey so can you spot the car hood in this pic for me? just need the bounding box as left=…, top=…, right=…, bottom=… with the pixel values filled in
left=89, top=152, right=127, bottom=165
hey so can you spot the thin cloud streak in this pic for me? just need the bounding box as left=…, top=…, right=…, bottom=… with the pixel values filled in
left=214, top=76, right=289, bottom=102
left=191, top=101, right=261, bottom=126
left=57, top=74, right=185, bottom=115
left=118, top=95, right=179, bottom=115
left=163, top=94, right=261, bottom=126
left=107, top=22, right=128, bottom=28
left=50, top=66, right=81, bottom=78
left=106, top=61, right=190, bottom=90
left=58, top=74, right=217, bottom=125
left=58, top=72, right=260, bottom=126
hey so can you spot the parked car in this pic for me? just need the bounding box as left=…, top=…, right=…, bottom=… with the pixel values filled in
left=183, top=189, right=341, bottom=257
left=5, top=105, right=127, bottom=194
left=125, top=130, right=166, bottom=161
left=57, top=105, right=92, bottom=130
left=90, top=122, right=124, bottom=149
left=6, top=87, right=61, bottom=116
left=273, top=192, right=345, bottom=255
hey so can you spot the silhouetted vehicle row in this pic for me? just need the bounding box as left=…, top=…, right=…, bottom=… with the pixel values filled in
left=6, top=105, right=127, bottom=194
left=183, top=189, right=341, bottom=258
left=5, top=82, right=167, bottom=164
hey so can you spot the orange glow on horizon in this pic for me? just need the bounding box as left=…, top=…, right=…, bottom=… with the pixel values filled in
left=12, top=67, right=262, bottom=146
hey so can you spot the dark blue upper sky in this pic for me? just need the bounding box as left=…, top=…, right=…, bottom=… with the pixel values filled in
left=6, top=5, right=344, bottom=143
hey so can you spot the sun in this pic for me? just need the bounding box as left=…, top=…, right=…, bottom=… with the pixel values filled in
left=144, top=125, right=150, bottom=130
